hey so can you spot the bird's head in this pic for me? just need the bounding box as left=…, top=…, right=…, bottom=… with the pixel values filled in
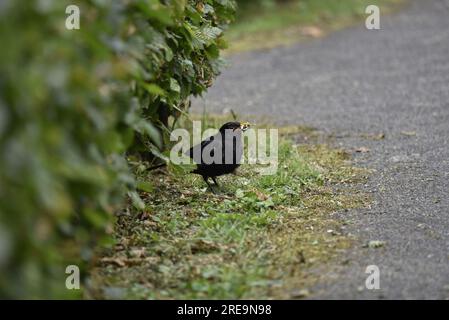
left=219, top=121, right=251, bottom=133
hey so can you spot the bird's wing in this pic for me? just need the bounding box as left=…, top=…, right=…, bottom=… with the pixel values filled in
left=223, top=131, right=243, bottom=164
left=187, top=136, right=212, bottom=158
left=187, top=133, right=222, bottom=164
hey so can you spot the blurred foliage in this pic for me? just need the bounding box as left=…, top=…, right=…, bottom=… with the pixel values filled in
left=228, top=0, right=402, bottom=53
left=0, top=0, right=235, bottom=298
left=235, top=0, right=290, bottom=10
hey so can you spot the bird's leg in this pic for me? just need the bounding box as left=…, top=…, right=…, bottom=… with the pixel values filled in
left=202, top=176, right=217, bottom=194
left=212, top=176, right=226, bottom=194
left=211, top=176, right=221, bottom=192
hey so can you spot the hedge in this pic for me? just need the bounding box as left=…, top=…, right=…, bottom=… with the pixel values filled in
left=0, top=0, right=235, bottom=298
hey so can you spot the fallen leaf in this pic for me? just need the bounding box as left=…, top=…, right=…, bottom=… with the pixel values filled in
left=290, top=289, right=310, bottom=298
left=364, top=240, right=386, bottom=248
left=100, top=257, right=126, bottom=267
left=191, top=239, right=220, bottom=254
left=139, top=211, right=151, bottom=220
left=301, top=26, right=324, bottom=38
left=130, top=247, right=146, bottom=258
left=255, top=190, right=268, bottom=201
left=362, top=133, right=385, bottom=140
left=374, top=133, right=385, bottom=140
left=355, top=147, right=370, bottom=153
left=401, top=131, right=416, bottom=136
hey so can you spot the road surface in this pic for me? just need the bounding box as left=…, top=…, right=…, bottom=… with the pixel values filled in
left=192, top=0, right=449, bottom=299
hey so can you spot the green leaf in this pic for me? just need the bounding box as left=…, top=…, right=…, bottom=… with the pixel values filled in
left=134, top=119, right=163, bottom=149
left=142, top=83, right=166, bottom=97
left=196, top=26, right=222, bottom=45
left=137, top=180, right=154, bottom=193
left=170, top=78, right=181, bottom=93
left=235, top=189, right=245, bottom=198
left=149, top=145, right=170, bottom=162
left=135, top=0, right=173, bottom=26
left=83, top=208, right=110, bottom=229
left=128, top=191, right=146, bottom=211
left=0, top=0, right=236, bottom=298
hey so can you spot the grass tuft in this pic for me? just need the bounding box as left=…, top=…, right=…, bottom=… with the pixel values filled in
left=89, top=119, right=370, bottom=299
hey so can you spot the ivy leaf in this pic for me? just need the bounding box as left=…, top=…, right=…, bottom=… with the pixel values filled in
left=170, top=78, right=181, bottom=93
left=198, top=26, right=222, bottom=45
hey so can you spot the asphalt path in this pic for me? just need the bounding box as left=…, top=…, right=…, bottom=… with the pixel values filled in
left=192, top=0, right=449, bottom=299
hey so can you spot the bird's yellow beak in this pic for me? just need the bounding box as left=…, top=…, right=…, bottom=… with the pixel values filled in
left=240, top=122, right=251, bottom=131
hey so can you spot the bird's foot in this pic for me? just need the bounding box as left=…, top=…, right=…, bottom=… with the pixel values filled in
left=209, top=184, right=221, bottom=195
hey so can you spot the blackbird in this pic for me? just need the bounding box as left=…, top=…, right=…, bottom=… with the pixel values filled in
left=187, top=121, right=250, bottom=192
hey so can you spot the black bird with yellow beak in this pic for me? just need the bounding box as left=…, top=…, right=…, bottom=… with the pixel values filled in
left=187, top=121, right=250, bottom=192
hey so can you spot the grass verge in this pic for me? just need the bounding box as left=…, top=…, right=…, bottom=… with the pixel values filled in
left=226, top=0, right=406, bottom=53
left=89, top=118, right=370, bottom=299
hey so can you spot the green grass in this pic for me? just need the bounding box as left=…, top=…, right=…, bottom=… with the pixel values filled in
left=89, top=119, right=370, bottom=299
left=226, top=0, right=405, bottom=53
